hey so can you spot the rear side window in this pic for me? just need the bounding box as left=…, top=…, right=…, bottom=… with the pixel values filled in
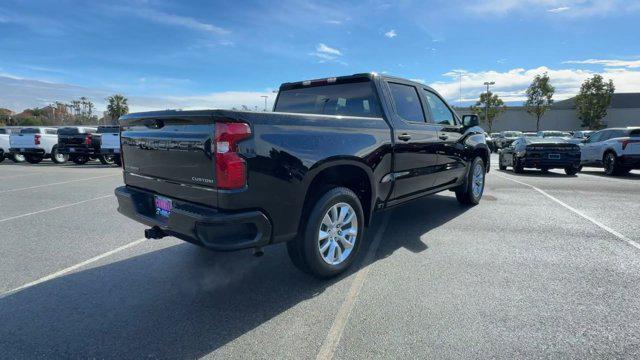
left=21, top=128, right=41, bottom=134
left=97, top=126, right=119, bottom=133
left=388, top=83, right=425, bottom=122
left=0, top=129, right=6, bottom=134
left=630, top=129, right=640, bottom=137
left=45, top=129, right=58, bottom=135
left=58, top=127, right=80, bottom=135
left=275, top=81, right=382, bottom=118
left=608, top=130, right=627, bottom=139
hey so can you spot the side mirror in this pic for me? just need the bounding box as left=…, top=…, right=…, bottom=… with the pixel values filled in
left=462, top=114, right=479, bottom=127
left=581, top=138, right=588, bottom=144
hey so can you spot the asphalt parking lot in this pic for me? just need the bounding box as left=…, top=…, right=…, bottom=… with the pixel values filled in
left=1, top=155, right=639, bottom=359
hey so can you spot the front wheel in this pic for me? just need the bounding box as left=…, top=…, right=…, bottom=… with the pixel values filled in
left=603, top=152, right=624, bottom=176
left=455, top=156, right=485, bottom=206
left=98, top=155, right=116, bottom=165
left=513, top=156, right=524, bottom=173
left=25, top=155, right=43, bottom=164
left=0, top=151, right=4, bottom=163
left=287, top=187, right=364, bottom=278
left=72, top=155, right=89, bottom=165
left=498, top=154, right=507, bottom=170
left=51, top=148, right=68, bottom=164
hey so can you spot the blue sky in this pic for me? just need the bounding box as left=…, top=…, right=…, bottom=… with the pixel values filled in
left=1, top=0, right=640, bottom=112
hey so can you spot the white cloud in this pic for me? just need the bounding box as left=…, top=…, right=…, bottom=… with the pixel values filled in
left=384, top=29, right=397, bottom=38
left=563, top=59, right=640, bottom=68
left=410, top=78, right=426, bottom=84
left=432, top=66, right=640, bottom=104
left=464, top=0, right=637, bottom=17
left=110, top=6, right=229, bottom=35
left=316, top=43, right=342, bottom=56
left=0, top=75, right=275, bottom=113
left=548, top=6, right=570, bottom=13
left=309, top=43, right=347, bottom=65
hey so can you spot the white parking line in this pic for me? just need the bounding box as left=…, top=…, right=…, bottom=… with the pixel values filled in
left=0, top=194, right=114, bottom=223
left=316, top=213, right=390, bottom=360
left=0, top=238, right=147, bottom=298
left=0, top=174, right=119, bottom=194
left=495, top=173, right=640, bottom=251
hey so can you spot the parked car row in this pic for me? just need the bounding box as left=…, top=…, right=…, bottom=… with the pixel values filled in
left=0, top=125, right=120, bottom=165
left=497, top=126, right=640, bottom=176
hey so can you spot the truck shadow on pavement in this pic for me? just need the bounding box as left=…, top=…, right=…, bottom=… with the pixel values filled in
left=497, top=169, right=577, bottom=178
left=578, top=169, right=640, bottom=180
left=0, top=195, right=469, bottom=358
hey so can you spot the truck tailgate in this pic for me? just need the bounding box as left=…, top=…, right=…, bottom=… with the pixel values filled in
left=10, top=134, right=36, bottom=148
left=121, top=116, right=217, bottom=190
left=100, top=134, right=120, bottom=149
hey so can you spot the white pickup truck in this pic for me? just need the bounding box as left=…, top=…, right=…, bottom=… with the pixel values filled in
left=0, top=128, right=26, bottom=163
left=9, top=127, right=68, bottom=164
left=94, top=125, right=121, bottom=166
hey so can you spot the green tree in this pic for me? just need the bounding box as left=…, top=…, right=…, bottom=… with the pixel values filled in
left=471, top=91, right=506, bottom=133
left=574, top=75, right=615, bottom=129
left=524, top=73, right=555, bottom=131
left=106, top=94, right=129, bottom=124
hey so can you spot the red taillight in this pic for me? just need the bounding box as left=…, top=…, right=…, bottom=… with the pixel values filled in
left=85, top=134, right=92, bottom=145
left=34, top=134, right=41, bottom=145
left=619, top=139, right=639, bottom=150
left=214, top=122, right=251, bottom=189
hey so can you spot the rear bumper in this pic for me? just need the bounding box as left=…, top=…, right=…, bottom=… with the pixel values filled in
left=521, top=155, right=580, bottom=169
left=98, top=148, right=120, bottom=155
left=57, top=146, right=98, bottom=155
left=9, top=147, right=45, bottom=156
left=115, top=186, right=272, bottom=251
left=620, top=154, right=640, bottom=168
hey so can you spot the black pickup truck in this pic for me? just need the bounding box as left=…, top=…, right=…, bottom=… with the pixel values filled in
left=115, top=73, right=490, bottom=277
left=57, top=126, right=98, bottom=164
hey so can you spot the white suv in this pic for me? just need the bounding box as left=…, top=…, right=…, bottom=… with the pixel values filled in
left=580, top=127, right=640, bottom=175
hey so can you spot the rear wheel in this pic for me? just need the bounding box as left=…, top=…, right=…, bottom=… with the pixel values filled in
left=0, top=151, right=4, bottom=163
left=455, top=156, right=485, bottom=206
left=287, top=187, right=364, bottom=278
left=51, top=148, right=68, bottom=164
left=603, top=152, right=622, bottom=176
left=11, top=154, right=26, bottom=163
left=25, top=155, right=43, bottom=164
left=114, top=156, right=122, bottom=167
left=98, top=155, right=116, bottom=165
left=513, top=156, right=524, bottom=173
left=72, top=155, right=89, bottom=165
left=564, top=165, right=579, bottom=175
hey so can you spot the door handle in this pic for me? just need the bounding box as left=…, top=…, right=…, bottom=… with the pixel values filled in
left=397, top=133, right=412, bottom=141
left=439, top=134, right=448, bottom=140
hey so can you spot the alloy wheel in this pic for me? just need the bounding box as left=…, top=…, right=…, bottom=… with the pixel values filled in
left=318, top=202, right=358, bottom=265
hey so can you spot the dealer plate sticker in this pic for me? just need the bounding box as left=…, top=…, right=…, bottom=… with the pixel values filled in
left=154, top=196, right=172, bottom=218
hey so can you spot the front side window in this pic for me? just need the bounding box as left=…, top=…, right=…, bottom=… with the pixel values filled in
left=422, top=90, right=455, bottom=125
left=587, top=131, right=603, bottom=143
left=388, top=83, right=425, bottom=122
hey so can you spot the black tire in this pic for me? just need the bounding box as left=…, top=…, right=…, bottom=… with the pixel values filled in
left=98, top=155, right=116, bottom=165
left=564, top=166, right=579, bottom=176
left=286, top=187, right=364, bottom=278
left=513, top=155, right=524, bottom=173
left=455, top=156, right=485, bottom=206
left=25, top=155, right=43, bottom=164
left=0, top=151, right=4, bottom=163
left=498, top=154, right=507, bottom=170
left=11, top=154, right=26, bottom=163
left=72, top=155, right=89, bottom=165
left=114, top=156, right=122, bottom=167
left=603, top=152, right=622, bottom=176
left=50, top=147, right=68, bottom=164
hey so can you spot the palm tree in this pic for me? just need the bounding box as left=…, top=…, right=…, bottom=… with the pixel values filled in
left=106, top=94, right=129, bottom=124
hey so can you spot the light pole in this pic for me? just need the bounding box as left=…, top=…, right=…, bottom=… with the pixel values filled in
left=483, top=81, right=495, bottom=125
left=260, top=95, right=268, bottom=111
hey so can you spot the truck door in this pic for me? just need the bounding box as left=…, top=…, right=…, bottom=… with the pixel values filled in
left=384, top=81, right=440, bottom=202
left=421, top=89, right=467, bottom=188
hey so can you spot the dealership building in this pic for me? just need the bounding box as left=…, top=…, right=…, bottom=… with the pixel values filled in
left=454, top=93, right=640, bottom=133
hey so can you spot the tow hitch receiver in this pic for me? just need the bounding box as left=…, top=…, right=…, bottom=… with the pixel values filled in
left=144, top=226, right=166, bottom=239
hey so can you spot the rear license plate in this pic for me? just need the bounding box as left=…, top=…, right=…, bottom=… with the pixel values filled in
left=548, top=154, right=560, bottom=159
left=154, top=196, right=172, bottom=218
